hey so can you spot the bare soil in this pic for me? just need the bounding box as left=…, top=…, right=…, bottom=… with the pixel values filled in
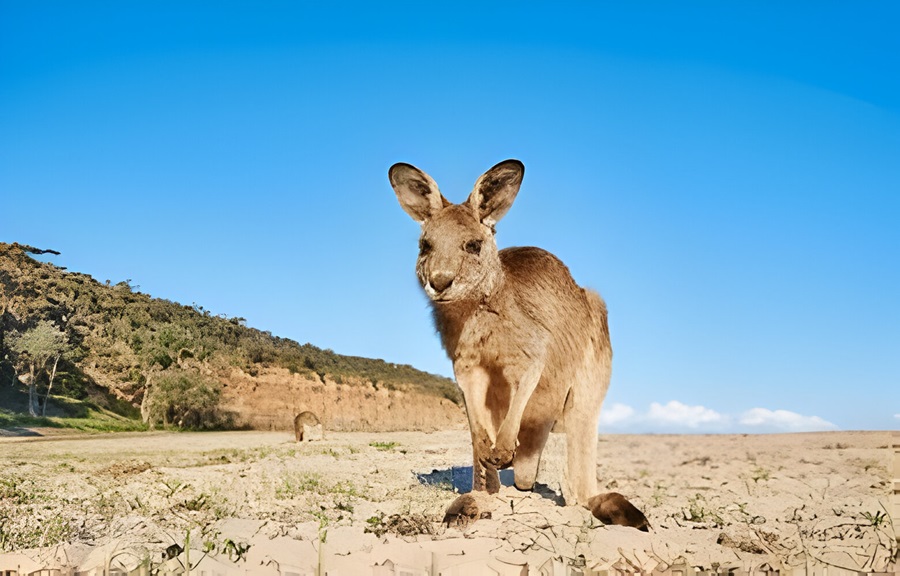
left=0, top=429, right=895, bottom=573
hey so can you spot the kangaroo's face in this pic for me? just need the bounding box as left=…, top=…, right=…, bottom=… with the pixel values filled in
left=390, top=160, right=524, bottom=304
left=415, top=204, right=499, bottom=302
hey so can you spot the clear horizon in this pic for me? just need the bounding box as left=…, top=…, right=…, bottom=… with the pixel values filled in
left=2, top=3, right=898, bottom=433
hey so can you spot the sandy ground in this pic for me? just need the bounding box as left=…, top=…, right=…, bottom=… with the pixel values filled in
left=0, top=429, right=896, bottom=574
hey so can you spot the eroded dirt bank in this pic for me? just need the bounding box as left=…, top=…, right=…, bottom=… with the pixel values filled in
left=219, top=367, right=466, bottom=432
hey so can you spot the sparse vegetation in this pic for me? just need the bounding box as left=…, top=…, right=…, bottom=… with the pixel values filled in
left=823, top=442, right=850, bottom=450
left=0, top=476, right=73, bottom=551
left=681, top=493, right=725, bottom=527
left=650, top=482, right=668, bottom=508
left=750, top=466, right=771, bottom=483
left=861, top=509, right=888, bottom=528
left=276, top=471, right=360, bottom=501
left=0, top=429, right=893, bottom=571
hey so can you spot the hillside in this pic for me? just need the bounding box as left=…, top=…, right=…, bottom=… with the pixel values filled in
left=0, top=242, right=463, bottom=431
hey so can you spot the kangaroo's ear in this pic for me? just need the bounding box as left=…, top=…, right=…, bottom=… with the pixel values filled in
left=389, top=163, right=448, bottom=223
left=467, top=159, right=524, bottom=227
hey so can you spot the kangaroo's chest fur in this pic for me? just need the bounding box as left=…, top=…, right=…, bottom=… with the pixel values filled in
left=431, top=247, right=593, bottom=427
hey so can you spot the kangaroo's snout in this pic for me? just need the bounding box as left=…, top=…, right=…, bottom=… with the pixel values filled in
left=429, top=271, right=454, bottom=294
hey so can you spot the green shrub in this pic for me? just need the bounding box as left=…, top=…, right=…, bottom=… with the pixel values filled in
left=143, top=370, right=228, bottom=430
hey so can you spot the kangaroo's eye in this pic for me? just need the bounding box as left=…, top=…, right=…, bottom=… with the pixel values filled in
left=464, top=239, right=483, bottom=255
left=419, top=238, right=432, bottom=255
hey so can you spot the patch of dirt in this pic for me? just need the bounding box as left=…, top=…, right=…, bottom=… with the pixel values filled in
left=99, top=460, right=152, bottom=478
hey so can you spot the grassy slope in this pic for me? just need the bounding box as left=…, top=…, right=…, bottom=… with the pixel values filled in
left=0, top=242, right=459, bottom=432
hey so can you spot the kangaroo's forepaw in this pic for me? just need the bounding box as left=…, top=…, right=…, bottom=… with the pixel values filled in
left=587, top=492, right=651, bottom=532
left=482, top=445, right=515, bottom=469
left=443, top=494, right=492, bottom=527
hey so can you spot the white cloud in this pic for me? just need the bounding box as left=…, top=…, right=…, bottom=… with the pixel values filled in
left=595, top=400, right=840, bottom=433
left=646, top=400, right=726, bottom=428
left=599, top=403, right=635, bottom=426
left=739, top=408, right=838, bottom=432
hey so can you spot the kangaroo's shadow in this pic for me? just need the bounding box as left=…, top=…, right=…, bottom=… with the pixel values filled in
left=416, top=466, right=565, bottom=506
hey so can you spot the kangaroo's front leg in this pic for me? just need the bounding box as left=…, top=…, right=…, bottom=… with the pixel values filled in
left=455, top=366, right=502, bottom=492
left=486, top=359, right=545, bottom=469
left=442, top=366, right=501, bottom=527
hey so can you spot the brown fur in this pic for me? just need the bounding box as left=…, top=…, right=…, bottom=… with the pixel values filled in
left=390, top=160, right=644, bottom=527
left=587, top=492, right=651, bottom=531
left=293, top=410, right=320, bottom=442
left=441, top=493, right=492, bottom=527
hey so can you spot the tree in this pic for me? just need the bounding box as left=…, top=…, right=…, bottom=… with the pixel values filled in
left=6, top=320, right=69, bottom=416
left=142, top=370, right=225, bottom=429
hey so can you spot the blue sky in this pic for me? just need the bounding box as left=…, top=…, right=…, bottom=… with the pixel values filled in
left=2, top=2, right=898, bottom=433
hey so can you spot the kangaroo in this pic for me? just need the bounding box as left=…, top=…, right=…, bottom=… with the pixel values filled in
left=293, top=411, right=322, bottom=442
left=389, top=160, right=647, bottom=529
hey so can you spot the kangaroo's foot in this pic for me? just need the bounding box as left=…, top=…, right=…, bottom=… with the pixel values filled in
left=586, top=492, right=651, bottom=532
left=471, top=461, right=501, bottom=495
left=443, top=493, right=493, bottom=527
left=485, top=424, right=518, bottom=469
left=482, top=445, right=515, bottom=469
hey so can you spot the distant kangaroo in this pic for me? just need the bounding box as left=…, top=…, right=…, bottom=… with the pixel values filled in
left=293, top=411, right=322, bottom=442
left=389, top=160, right=647, bottom=529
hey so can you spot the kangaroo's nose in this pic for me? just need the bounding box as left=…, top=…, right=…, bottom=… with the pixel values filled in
left=430, top=271, right=454, bottom=293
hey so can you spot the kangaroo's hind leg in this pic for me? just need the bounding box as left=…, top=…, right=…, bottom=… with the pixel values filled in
left=512, top=416, right=554, bottom=492
left=558, top=398, right=601, bottom=506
